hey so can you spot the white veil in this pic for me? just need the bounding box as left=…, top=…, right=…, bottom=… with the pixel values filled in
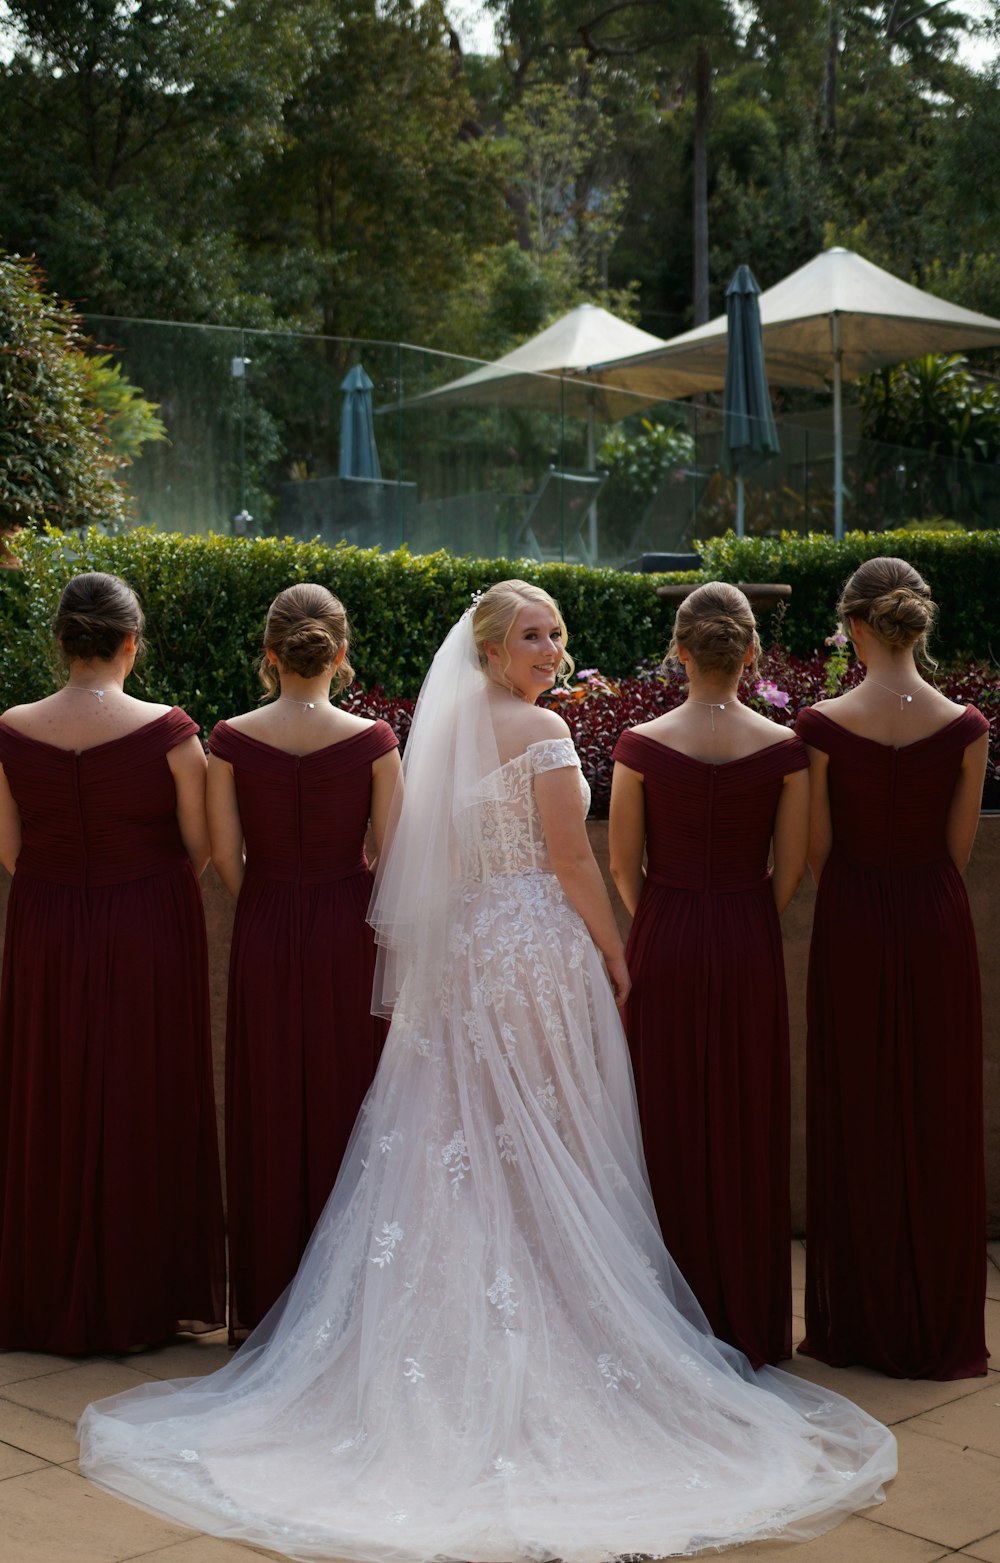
left=368, top=605, right=500, bottom=1017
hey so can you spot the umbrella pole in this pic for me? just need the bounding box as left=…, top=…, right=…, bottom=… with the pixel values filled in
left=736, top=473, right=745, bottom=537
left=831, top=314, right=844, bottom=540
left=586, top=392, right=598, bottom=563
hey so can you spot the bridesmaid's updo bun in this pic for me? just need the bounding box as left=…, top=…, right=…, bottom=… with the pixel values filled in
left=837, top=556, right=937, bottom=654
left=472, top=579, right=574, bottom=684
left=54, top=572, right=144, bottom=664
left=667, top=581, right=760, bottom=678
left=259, top=583, right=354, bottom=698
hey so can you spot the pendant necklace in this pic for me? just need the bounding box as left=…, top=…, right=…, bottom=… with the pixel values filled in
left=866, top=678, right=920, bottom=711
left=65, top=685, right=107, bottom=702
left=280, top=695, right=329, bottom=711
left=690, top=696, right=738, bottom=734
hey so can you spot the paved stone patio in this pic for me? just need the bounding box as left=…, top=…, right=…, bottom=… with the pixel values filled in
left=0, top=1242, right=998, bottom=1563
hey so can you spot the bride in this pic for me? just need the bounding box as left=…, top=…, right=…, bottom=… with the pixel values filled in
left=79, top=580, right=896, bottom=1562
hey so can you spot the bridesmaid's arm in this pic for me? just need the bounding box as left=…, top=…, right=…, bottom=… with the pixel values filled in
left=770, top=767, right=809, bottom=914
left=535, top=765, right=630, bottom=1007
left=945, top=731, right=989, bottom=872
left=368, top=746, right=402, bottom=867
left=608, top=761, right=646, bottom=918
left=167, top=735, right=211, bottom=876
left=0, top=764, right=21, bottom=875
left=206, top=753, right=246, bottom=897
left=805, top=746, right=832, bottom=884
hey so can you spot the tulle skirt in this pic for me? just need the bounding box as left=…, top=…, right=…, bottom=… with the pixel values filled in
left=79, top=869, right=895, bottom=1562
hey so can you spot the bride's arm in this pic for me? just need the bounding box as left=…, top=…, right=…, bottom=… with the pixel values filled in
left=534, top=766, right=630, bottom=1007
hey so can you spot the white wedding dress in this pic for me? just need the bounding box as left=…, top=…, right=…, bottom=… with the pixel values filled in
left=79, top=734, right=895, bottom=1562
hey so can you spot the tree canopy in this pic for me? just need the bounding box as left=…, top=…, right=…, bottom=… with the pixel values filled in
left=0, top=0, right=997, bottom=357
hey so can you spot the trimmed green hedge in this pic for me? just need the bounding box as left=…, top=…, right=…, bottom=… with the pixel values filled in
left=1, top=529, right=995, bottom=729
left=0, top=529, right=684, bottom=724
left=697, top=529, right=1000, bottom=662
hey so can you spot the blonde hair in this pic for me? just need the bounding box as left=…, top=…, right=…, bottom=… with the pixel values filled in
left=837, top=556, right=937, bottom=656
left=471, top=579, right=575, bottom=685
left=258, top=583, right=354, bottom=699
left=667, top=581, right=760, bottom=678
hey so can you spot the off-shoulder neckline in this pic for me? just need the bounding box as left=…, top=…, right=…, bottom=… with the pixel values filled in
left=0, top=708, right=183, bottom=758
left=798, top=706, right=978, bottom=753
left=212, top=717, right=387, bottom=761
left=618, top=728, right=803, bottom=771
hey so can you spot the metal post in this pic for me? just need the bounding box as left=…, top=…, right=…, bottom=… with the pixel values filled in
left=832, top=314, right=844, bottom=539
left=586, top=390, right=598, bottom=564
left=396, top=342, right=404, bottom=548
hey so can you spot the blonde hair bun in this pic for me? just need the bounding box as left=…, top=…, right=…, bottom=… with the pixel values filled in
left=667, top=581, right=760, bottom=678
left=838, top=558, right=936, bottom=653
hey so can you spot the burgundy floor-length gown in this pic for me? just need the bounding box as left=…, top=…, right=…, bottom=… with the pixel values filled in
left=0, top=709, right=226, bottom=1354
left=796, top=705, right=988, bottom=1380
left=208, top=719, right=398, bottom=1340
left=613, top=730, right=809, bottom=1368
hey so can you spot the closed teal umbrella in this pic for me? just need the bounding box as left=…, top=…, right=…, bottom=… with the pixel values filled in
left=722, top=266, right=779, bottom=537
left=339, top=363, right=382, bottom=479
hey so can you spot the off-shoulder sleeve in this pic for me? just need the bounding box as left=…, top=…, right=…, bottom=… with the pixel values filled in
left=527, top=736, right=580, bottom=774
left=775, top=734, right=810, bottom=776
left=793, top=707, right=830, bottom=752
left=162, top=707, right=199, bottom=752
left=960, top=705, right=989, bottom=744
left=367, top=719, right=400, bottom=761
left=612, top=730, right=649, bottom=770
left=207, top=720, right=238, bottom=762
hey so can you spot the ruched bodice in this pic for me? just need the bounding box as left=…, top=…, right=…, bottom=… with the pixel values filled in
left=795, top=706, right=988, bottom=869
left=613, top=731, right=808, bottom=894
left=0, top=709, right=197, bottom=887
left=462, top=737, right=589, bottom=880
left=208, top=720, right=398, bottom=885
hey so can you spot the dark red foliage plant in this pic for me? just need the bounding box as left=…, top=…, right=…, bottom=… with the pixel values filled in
left=345, top=651, right=1000, bottom=819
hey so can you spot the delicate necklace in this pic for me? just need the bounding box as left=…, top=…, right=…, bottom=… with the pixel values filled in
left=65, top=684, right=107, bottom=702
left=689, top=695, right=739, bottom=733
left=866, top=677, right=921, bottom=711
left=279, top=695, right=330, bottom=711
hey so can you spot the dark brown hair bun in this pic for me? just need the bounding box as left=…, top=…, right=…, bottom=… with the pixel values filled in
left=54, top=572, right=145, bottom=664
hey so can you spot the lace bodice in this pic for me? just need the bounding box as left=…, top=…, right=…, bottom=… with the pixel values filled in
left=460, top=738, right=589, bottom=880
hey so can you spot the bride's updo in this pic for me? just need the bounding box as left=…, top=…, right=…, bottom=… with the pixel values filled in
left=667, top=581, right=760, bottom=678
left=837, top=556, right=937, bottom=654
left=259, top=583, right=354, bottom=698
left=472, top=579, right=575, bottom=683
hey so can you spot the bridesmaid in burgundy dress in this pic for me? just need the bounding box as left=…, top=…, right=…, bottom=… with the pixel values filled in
left=0, top=572, right=225, bottom=1353
left=207, top=583, right=400, bottom=1341
left=796, top=556, right=988, bottom=1379
left=609, top=583, right=809, bottom=1367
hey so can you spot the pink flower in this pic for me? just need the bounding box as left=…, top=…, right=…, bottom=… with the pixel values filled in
left=824, top=632, right=848, bottom=648
left=756, top=679, right=790, bottom=709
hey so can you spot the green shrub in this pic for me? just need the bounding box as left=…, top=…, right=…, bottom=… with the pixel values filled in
left=696, top=529, right=1000, bottom=661
left=0, top=529, right=682, bottom=724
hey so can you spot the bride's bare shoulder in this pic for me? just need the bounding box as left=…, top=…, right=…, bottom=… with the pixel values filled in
left=521, top=704, right=572, bottom=742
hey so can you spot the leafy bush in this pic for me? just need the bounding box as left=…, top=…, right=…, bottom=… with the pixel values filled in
left=0, top=528, right=679, bottom=723
left=695, top=529, right=1000, bottom=662
left=0, top=252, right=133, bottom=533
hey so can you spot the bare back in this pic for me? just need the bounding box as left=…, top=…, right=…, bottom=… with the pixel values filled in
left=221, top=702, right=376, bottom=758
left=631, top=700, right=799, bottom=767
left=809, top=682, right=967, bottom=749
left=1, top=689, right=173, bottom=754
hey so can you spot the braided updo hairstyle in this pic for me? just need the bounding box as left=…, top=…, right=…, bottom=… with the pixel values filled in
left=258, top=583, right=354, bottom=699
left=837, top=556, right=937, bottom=658
left=54, top=572, right=145, bottom=664
left=667, top=581, right=760, bottom=678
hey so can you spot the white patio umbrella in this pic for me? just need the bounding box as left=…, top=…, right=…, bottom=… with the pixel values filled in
left=590, top=248, right=1000, bottom=537
left=405, top=303, right=669, bottom=557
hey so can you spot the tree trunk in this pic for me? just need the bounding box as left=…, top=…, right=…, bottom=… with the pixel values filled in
left=692, top=40, right=711, bottom=326
left=825, top=4, right=839, bottom=139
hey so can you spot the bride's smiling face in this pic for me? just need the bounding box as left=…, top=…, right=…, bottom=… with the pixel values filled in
left=486, top=603, right=564, bottom=703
